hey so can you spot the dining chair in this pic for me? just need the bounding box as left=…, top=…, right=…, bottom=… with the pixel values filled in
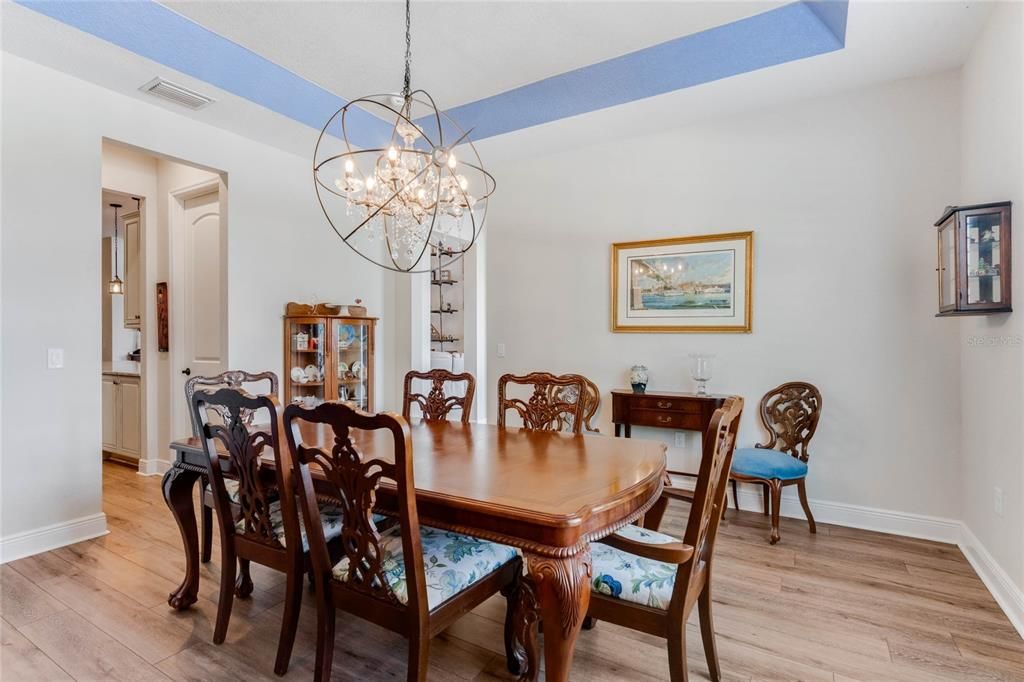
left=497, top=372, right=588, bottom=433
left=549, top=374, right=601, bottom=433
left=282, top=401, right=523, bottom=682
left=185, top=369, right=279, bottom=563
left=728, top=382, right=822, bottom=544
left=586, top=396, right=743, bottom=682
left=190, top=387, right=343, bottom=676
left=401, top=368, right=476, bottom=423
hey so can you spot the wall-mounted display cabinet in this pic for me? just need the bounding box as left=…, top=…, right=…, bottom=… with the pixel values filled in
left=933, top=202, right=1012, bottom=316
left=283, top=303, right=377, bottom=410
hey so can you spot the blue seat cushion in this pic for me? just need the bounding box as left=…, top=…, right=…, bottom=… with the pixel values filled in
left=731, top=448, right=808, bottom=481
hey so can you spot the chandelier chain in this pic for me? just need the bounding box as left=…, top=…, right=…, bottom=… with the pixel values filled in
left=402, top=0, right=412, bottom=98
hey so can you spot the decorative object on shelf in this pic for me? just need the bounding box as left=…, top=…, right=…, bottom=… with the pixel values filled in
left=156, top=282, right=169, bottom=352
left=108, top=203, right=124, bottom=295
left=431, top=323, right=441, bottom=341
left=312, top=0, right=495, bottom=274
left=611, top=231, right=753, bottom=333
left=293, top=331, right=309, bottom=351
left=629, top=364, right=649, bottom=393
left=689, top=354, right=714, bottom=396
left=304, top=364, right=322, bottom=383
left=440, top=269, right=453, bottom=281
left=351, top=360, right=365, bottom=380
left=934, top=202, right=1012, bottom=316
left=290, top=367, right=306, bottom=383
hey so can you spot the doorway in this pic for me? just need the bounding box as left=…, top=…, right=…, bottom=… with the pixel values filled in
left=100, top=140, right=226, bottom=477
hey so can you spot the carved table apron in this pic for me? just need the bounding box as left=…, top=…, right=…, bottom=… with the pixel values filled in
left=166, top=419, right=666, bottom=682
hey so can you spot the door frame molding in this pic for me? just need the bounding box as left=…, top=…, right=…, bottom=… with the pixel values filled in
left=168, top=177, right=228, bottom=451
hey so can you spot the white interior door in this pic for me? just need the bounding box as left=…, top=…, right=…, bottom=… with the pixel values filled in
left=173, top=188, right=226, bottom=437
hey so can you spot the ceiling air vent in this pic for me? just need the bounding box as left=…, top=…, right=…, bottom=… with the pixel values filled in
left=140, top=77, right=214, bottom=110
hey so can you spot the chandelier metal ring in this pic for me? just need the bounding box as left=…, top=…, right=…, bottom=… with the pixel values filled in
left=312, top=1, right=495, bottom=274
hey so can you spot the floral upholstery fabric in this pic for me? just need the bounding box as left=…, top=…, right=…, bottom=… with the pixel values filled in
left=592, top=524, right=681, bottom=611
left=206, top=479, right=241, bottom=504
left=235, top=500, right=349, bottom=552
left=332, top=526, right=518, bottom=610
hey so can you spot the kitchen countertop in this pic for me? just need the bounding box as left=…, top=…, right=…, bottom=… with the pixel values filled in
left=103, top=360, right=141, bottom=377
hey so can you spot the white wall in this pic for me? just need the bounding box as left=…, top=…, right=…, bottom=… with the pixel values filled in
left=480, top=71, right=963, bottom=520
left=1, top=54, right=396, bottom=555
left=958, top=1, right=1024, bottom=592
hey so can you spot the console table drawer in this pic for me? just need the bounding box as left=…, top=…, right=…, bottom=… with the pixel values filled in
left=631, top=396, right=702, bottom=413
left=630, top=409, right=703, bottom=430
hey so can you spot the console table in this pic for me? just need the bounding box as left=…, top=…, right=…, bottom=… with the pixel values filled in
left=611, top=389, right=726, bottom=445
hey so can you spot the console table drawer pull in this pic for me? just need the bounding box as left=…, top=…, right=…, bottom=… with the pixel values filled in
left=657, top=400, right=673, bottom=409
left=656, top=415, right=673, bottom=423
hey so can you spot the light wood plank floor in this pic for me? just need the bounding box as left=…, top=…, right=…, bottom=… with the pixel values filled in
left=3, top=462, right=1023, bottom=681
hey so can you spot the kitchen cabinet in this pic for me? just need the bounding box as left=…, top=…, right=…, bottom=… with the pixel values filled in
left=123, top=209, right=142, bottom=329
left=103, top=371, right=141, bottom=461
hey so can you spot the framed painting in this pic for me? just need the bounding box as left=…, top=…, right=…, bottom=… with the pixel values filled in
left=611, top=231, right=753, bottom=333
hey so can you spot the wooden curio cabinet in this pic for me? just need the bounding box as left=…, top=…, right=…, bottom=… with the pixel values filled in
left=933, top=202, right=1012, bottom=316
left=283, top=303, right=377, bottom=410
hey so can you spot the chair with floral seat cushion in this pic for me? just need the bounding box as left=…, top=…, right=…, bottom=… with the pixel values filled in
left=185, top=369, right=279, bottom=564
left=283, top=401, right=523, bottom=682
left=191, top=387, right=344, bottom=676
left=728, top=382, right=822, bottom=544
left=586, top=396, right=743, bottom=682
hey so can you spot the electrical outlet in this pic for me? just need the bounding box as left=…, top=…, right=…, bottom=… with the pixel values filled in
left=994, top=487, right=1004, bottom=517
left=674, top=432, right=685, bottom=447
left=47, top=348, right=64, bottom=369
left=496, top=343, right=506, bottom=358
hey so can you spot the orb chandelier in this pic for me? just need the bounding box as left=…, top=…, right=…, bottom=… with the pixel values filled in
left=313, top=0, right=495, bottom=273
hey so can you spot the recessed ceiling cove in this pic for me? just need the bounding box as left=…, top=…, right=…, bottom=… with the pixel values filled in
left=16, top=0, right=848, bottom=146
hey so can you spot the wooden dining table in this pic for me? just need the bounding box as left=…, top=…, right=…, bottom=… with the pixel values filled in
left=164, top=419, right=666, bottom=681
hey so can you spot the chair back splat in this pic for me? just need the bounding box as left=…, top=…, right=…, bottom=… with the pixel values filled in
left=402, top=369, right=476, bottom=423
left=756, top=381, right=822, bottom=462
left=497, top=372, right=589, bottom=433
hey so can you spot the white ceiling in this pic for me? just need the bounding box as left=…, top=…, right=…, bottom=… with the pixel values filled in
left=2, top=1, right=996, bottom=162
left=163, top=0, right=787, bottom=110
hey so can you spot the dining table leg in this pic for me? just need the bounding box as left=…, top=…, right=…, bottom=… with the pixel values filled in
left=520, top=548, right=593, bottom=682
left=162, top=461, right=204, bottom=610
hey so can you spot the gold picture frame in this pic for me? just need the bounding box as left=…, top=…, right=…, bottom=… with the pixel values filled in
left=611, top=231, right=753, bottom=333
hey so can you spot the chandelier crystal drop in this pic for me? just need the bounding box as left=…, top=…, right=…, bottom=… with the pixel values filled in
left=313, top=0, right=494, bottom=273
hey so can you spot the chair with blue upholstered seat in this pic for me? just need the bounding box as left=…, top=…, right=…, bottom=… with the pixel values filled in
left=191, top=387, right=344, bottom=676
left=728, top=381, right=822, bottom=545
left=283, top=401, right=523, bottom=682
left=587, top=396, right=743, bottom=682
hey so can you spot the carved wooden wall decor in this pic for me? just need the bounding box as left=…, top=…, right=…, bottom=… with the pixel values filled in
left=156, top=281, right=169, bottom=352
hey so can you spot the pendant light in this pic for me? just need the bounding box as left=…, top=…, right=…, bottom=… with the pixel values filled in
left=312, top=0, right=495, bottom=273
left=108, top=202, right=124, bottom=295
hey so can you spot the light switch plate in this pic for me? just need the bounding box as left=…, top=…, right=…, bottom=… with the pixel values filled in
left=674, top=432, right=686, bottom=447
left=47, top=348, right=64, bottom=369
left=497, top=343, right=506, bottom=358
